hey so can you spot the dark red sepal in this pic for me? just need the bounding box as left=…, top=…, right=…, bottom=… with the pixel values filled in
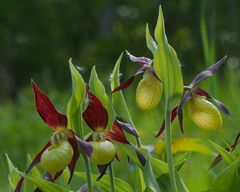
left=67, top=130, right=80, bottom=184
left=32, top=80, right=67, bottom=130
left=177, top=91, right=193, bottom=133
left=105, top=121, right=130, bottom=144
left=82, top=91, right=108, bottom=130
left=155, top=107, right=178, bottom=137
left=15, top=141, right=51, bottom=192
left=97, top=161, right=112, bottom=181
left=112, top=76, right=136, bottom=93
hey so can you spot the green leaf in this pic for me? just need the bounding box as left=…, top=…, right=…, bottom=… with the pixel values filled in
left=17, top=171, right=69, bottom=192
left=110, top=53, right=133, bottom=124
left=146, top=23, right=158, bottom=55
left=89, top=66, right=113, bottom=126
left=6, top=154, right=20, bottom=191
left=75, top=172, right=133, bottom=192
left=211, top=158, right=240, bottom=192
left=157, top=171, right=189, bottom=192
left=210, top=141, right=237, bottom=164
left=66, top=58, right=85, bottom=132
left=143, top=158, right=162, bottom=192
left=135, top=166, right=146, bottom=192
left=174, top=151, right=191, bottom=171
left=149, top=156, right=168, bottom=177
left=153, top=6, right=183, bottom=109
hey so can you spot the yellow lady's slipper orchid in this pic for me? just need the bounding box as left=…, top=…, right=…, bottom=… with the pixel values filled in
left=136, top=70, right=163, bottom=110
left=188, top=95, right=222, bottom=130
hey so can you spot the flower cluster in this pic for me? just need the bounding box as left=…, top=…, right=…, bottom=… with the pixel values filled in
left=15, top=81, right=145, bottom=192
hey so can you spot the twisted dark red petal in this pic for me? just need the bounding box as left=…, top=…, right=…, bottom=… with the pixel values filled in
left=67, top=130, right=80, bottom=184
left=112, top=76, right=136, bottom=93
left=189, top=56, right=227, bottom=88
left=115, top=119, right=139, bottom=137
left=75, top=135, right=93, bottom=157
left=177, top=91, right=193, bottom=133
left=105, top=122, right=130, bottom=144
left=155, top=107, right=178, bottom=137
left=15, top=141, right=51, bottom=192
left=32, top=81, right=67, bottom=129
left=126, top=50, right=152, bottom=66
left=82, top=91, right=108, bottom=130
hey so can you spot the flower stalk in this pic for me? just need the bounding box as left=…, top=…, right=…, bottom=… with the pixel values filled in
left=78, top=108, right=93, bottom=192
left=165, top=107, right=178, bottom=192
left=109, top=163, right=116, bottom=192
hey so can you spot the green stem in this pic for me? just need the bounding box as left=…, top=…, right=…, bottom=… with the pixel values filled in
left=83, top=155, right=92, bottom=192
left=165, top=108, right=177, bottom=192
left=77, top=108, right=92, bottom=192
left=109, top=163, right=116, bottom=192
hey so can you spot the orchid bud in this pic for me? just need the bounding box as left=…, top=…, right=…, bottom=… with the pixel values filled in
left=136, top=70, right=163, bottom=110
left=41, top=141, right=73, bottom=175
left=188, top=95, right=222, bottom=130
left=90, top=141, right=115, bottom=165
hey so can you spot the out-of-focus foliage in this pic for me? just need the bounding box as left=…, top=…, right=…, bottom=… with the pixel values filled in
left=1, top=0, right=240, bottom=99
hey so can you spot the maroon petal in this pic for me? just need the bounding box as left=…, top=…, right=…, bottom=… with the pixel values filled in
left=32, top=80, right=67, bottom=130
left=209, top=154, right=223, bottom=170
left=112, top=65, right=146, bottom=93
left=194, top=88, right=230, bottom=115
left=189, top=56, right=227, bottom=88
left=126, top=50, right=152, bottom=66
left=67, top=130, right=80, bottom=184
left=132, top=146, right=146, bottom=166
left=105, top=130, right=130, bottom=144
left=155, top=107, right=178, bottom=137
left=115, top=119, right=139, bottom=137
left=112, top=76, right=136, bottom=93
left=75, top=135, right=93, bottom=157
left=115, top=153, right=120, bottom=162
left=97, top=163, right=111, bottom=180
left=82, top=91, right=108, bottom=130
left=15, top=141, right=51, bottom=192
left=177, top=91, right=193, bottom=133
left=105, top=121, right=131, bottom=144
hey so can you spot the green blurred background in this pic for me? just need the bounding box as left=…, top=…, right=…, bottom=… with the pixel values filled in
left=1, top=0, right=240, bottom=191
